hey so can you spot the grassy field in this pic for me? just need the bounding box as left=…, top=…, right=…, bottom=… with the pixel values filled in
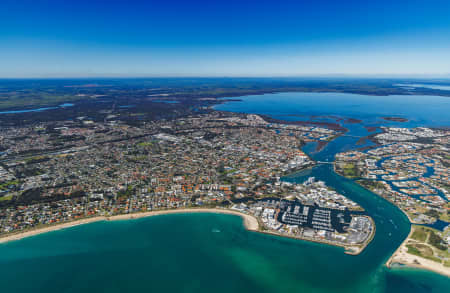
left=341, top=163, right=358, bottom=178
left=411, top=226, right=429, bottom=242
left=0, top=180, right=20, bottom=191
left=0, top=194, right=13, bottom=201
left=406, top=243, right=441, bottom=262
left=407, top=225, right=449, bottom=266
left=357, top=179, right=385, bottom=191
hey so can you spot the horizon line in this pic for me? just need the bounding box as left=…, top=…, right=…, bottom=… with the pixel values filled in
left=1, top=74, right=450, bottom=80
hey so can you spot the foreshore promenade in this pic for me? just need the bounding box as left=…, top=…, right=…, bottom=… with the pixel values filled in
left=0, top=208, right=259, bottom=244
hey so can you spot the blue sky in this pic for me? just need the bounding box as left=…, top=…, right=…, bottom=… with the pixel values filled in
left=1, top=0, right=450, bottom=77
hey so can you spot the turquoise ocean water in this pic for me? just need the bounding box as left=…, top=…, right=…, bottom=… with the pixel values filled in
left=0, top=92, right=449, bottom=292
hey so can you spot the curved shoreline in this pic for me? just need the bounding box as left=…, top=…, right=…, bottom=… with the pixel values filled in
left=349, top=180, right=450, bottom=277
left=386, top=226, right=450, bottom=278
left=331, top=168, right=448, bottom=276
left=0, top=207, right=374, bottom=255
left=0, top=208, right=259, bottom=245
left=347, top=178, right=450, bottom=277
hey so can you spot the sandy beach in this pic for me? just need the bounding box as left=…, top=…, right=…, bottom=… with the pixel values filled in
left=386, top=229, right=450, bottom=277
left=0, top=208, right=259, bottom=244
